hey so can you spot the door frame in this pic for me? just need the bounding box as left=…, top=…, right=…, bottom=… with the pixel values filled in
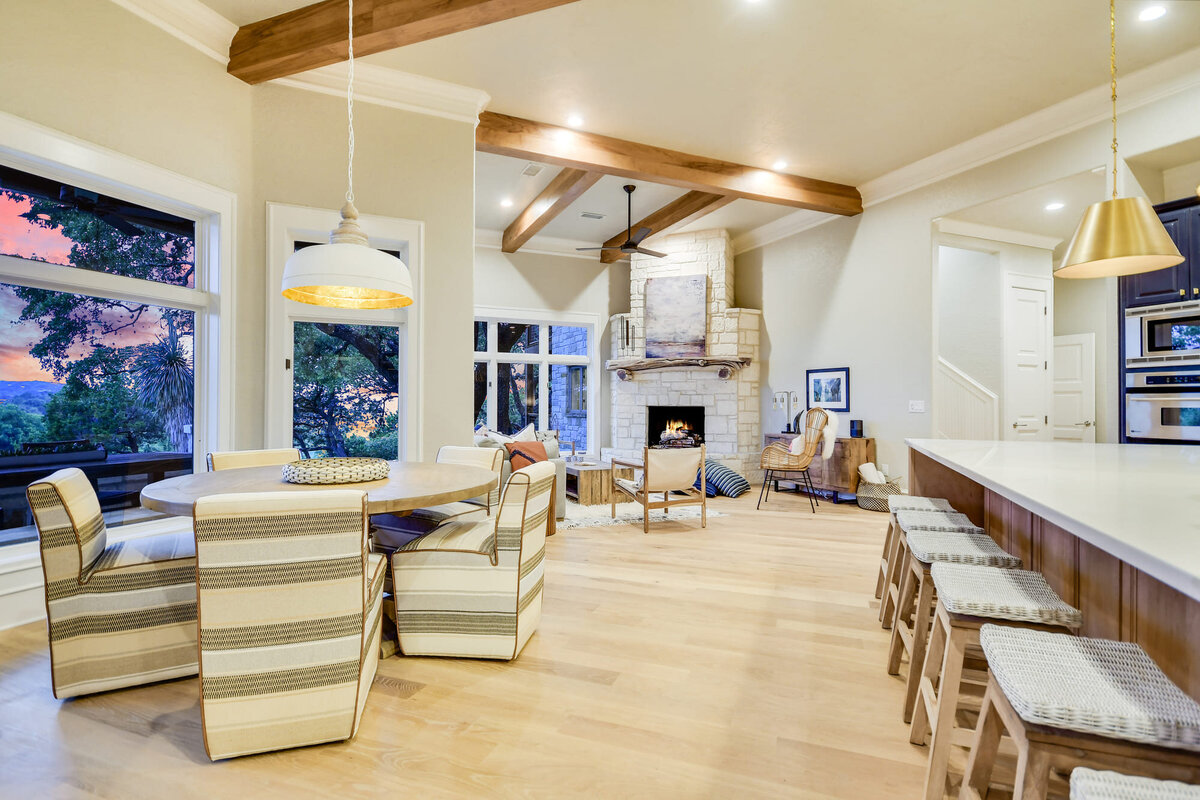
left=265, top=202, right=423, bottom=460
left=1002, top=272, right=1053, bottom=440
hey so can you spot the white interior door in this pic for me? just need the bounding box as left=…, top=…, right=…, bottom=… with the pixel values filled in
left=1053, top=333, right=1096, bottom=442
left=1003, top=282, right=1051, bottom=440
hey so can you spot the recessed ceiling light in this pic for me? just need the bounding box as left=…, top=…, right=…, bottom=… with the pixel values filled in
left=1139, top=5, right=1166, bottom=21
left=1045, top=202, right=1065, bottom=212
left=566, top=114, right=584, bottom=128
left=772, top=159, right=788, bottom=171
left=500, top=197, right=513, bottom=208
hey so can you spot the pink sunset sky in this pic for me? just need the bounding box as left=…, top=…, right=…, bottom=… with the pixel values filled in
left=0, top=194, right=177, bottom=384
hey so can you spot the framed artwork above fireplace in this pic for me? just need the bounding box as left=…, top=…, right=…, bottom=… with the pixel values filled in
left=644, top=274, right=707, bottom=358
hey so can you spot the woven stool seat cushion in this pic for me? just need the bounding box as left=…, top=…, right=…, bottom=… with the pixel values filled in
left=906, top=531, right=1022, bottom=568
left=931, top=563, right=1081, bottom=627
left=1070, top=768, right=1200, bottom=799
left=888, top=495, right=954, bottom=513
left=979, top=625, right=1200, bottom=751
left=896, top=510, right=982, bottom=533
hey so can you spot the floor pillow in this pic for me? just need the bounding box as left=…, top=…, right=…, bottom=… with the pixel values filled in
left=697, top=459, right=751, bottom=497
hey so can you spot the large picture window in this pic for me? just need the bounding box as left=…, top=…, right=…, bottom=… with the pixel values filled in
left=0, top=162, right=217, bottom=546
left=473, top=315, right=594, bottom=453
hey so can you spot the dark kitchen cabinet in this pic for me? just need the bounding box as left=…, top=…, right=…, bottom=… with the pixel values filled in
left=1121, top=202, right=1200, bottom=309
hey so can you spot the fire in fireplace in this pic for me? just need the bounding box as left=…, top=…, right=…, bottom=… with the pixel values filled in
left=647, top=405, right=705, bottom=448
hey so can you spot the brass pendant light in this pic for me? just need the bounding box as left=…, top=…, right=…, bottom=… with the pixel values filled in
left=280, top=0, right=414, bottom=308
left=1055, top=0, right=1184, bottom=279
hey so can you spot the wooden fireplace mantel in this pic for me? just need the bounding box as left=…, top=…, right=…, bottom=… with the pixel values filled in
left=605, top=357, right=750, bottom=381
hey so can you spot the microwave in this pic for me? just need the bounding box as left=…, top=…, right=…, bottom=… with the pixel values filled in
left=1125, top=301, right=1200, bottom=368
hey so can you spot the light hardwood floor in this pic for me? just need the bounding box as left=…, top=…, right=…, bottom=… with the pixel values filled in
left=0, top=490, right=928, bottom=799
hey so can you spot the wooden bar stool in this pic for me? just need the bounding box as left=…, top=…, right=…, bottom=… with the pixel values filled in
left=877, top=496, right=955, bottom=613
left=911, top=564, right=1082, bottom=800
left=960, top=625, right=1200, bottom=800
left=888, top=526, right=1021, bottom=724
left=1071, top=767, right=1200, bottom=799
left=881, top=509, right=981, bottom=630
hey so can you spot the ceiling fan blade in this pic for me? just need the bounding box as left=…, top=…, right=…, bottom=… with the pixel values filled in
left=576, top=245, right=626, bottom=251
left=630, top=226, right=652, bottom=245
left=634, top=247, right=668, bottom=258
left=98, top=211, right=144, bottom=237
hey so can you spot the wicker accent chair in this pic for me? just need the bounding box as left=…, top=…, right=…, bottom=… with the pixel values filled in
left=610, top=445, right=707, bottom=534
left=193, top=489, right=385, bottom=760
left=390, top=461, right=555, bottom=660
left=27, top=468, right=198, bottom=699
left=757, top=407, right=829, bottom=512
left=206, top=448, right=301, bottom=471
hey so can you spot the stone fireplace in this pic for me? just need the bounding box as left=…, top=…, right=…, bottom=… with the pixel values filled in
left=603, top=229, right=762, bottom=477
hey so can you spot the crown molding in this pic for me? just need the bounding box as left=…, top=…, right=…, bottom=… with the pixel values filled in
left=106, top=0, right=490, bottom=124
left=934, top=219, right=1062, bottom=252
left=736, top=44, right=1200, bottom=255
left=276, top=62, right=490, bottom=126
left=108, top=0, right=236, bottom=64
left=731, top=209, right=833, bottom=255
left=476, top=229, right=608, bottom=261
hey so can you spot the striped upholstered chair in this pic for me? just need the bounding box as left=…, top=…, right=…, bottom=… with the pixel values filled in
left=193, top=489, right=386, bottom=760
left=390, top=460, right=555, bottom=660
left=206, top=447, right=301, bottom=471
left=27, top=468, right=198, bottom=699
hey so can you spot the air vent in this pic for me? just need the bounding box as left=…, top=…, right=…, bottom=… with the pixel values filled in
left=580, top=211, right=606, bottom=220
left=521, top=162, right=544, bottom=177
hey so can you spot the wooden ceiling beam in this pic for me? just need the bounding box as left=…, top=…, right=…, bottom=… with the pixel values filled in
left=502, top=168, right=602, bottom=253
left=476, top=112, right=863, bottom=216
left=228, top=0, right=581, bottom=85
left=599, top=191, right=735, bottom=264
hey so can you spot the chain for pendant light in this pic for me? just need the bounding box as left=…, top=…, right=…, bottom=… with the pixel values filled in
left=346, top=0, right=356, bottom=205
left=1109, top=0, right=1118, bottom=201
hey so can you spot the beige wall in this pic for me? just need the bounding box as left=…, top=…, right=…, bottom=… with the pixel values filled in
left=0, top=0, right=477, bottom=457
left=253, top=86, right=477, bottom=455
left=736, top=82, right=1200, bottom=479
left=473, top=247, right=630, bottom=450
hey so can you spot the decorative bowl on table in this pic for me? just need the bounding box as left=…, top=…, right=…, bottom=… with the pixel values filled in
left=281, top=457, right=390, bottom=485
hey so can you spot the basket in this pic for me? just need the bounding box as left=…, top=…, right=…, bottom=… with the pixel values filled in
left=282, top=457, right=390, bottom=485
left=856, top=479, right=903, bottom=512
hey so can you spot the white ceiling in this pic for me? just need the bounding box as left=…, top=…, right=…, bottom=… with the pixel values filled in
left=948, top=168, right=1108, bottom=244
left=205, top=0, right=1200, bottom=249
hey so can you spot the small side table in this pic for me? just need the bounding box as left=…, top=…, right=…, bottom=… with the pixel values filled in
left=564, top=461, right=634, bottom=506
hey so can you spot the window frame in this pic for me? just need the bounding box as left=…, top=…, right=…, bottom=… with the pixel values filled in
left=265, top=203, right=423, bottom=461
left=0, top=112, right=236, bottom=474
left=474, top=306, right=598, bottom=454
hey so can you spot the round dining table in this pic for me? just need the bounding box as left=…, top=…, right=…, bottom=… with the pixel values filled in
left=139, top=460, right=498, bottom=517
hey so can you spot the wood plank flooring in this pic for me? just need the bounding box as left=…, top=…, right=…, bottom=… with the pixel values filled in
left=0, top=491, right=928, bottom=799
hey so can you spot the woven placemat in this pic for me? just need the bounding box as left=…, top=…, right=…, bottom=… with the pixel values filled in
left=282, top=457, right=390, bottom=485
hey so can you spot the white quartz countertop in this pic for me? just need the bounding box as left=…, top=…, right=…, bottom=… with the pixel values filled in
left=906, top=439, right=1200, bottom=601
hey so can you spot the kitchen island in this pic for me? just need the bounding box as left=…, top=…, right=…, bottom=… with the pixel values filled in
left=907, top=438, right=1200, bottom=699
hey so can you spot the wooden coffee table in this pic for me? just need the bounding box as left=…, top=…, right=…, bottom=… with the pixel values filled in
left=564, top=461, right=634, bottom=506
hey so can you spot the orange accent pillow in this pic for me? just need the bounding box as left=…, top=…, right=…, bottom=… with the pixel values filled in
left=505, top=441, right=547, bottom=471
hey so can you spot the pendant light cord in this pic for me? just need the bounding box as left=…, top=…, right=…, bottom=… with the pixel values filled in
left=1110, top=0, right=1118, bottom=200
left=346, top=0, right=356, bottom=205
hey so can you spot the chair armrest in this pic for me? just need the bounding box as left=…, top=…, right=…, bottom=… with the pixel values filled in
left=610, top=457, right=643, bottom=470
left=559, top=439, right=577, bottom=457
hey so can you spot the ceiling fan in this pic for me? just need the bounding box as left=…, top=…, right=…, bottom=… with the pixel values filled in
left=577, top=184, right=666, bottom=258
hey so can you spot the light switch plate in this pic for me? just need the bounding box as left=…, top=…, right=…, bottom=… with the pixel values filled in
left=909, top=400, right=926, bottom=413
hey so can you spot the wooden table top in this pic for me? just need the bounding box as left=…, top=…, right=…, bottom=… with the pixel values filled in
left=140, top=460, right=497, bottom=517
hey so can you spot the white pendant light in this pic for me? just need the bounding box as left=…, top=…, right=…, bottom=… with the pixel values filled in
left=280, top=0, right=414, bottom=309
left=1056, top=0, right=1183, bottom=279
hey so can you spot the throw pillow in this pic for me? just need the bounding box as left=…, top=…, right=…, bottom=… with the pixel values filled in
left=489, top=429, right=516, bottom=445
left=788, top=435, right=806, bottom=455
left=542, top=439, right=560, bottom=460
left=512, top=424, right=537, bottom=442
left=505, top=441, right=547, bottom=471
left=696, top=459, right=751, bottom=497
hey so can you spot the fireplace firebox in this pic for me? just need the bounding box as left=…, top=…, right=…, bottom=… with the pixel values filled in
left=647, top=405, right=705, bottom=448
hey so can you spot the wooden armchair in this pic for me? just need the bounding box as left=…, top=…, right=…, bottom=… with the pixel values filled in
left=611, top=445, right=707, bottom=534
left=757, top=407, right=829, bottom=512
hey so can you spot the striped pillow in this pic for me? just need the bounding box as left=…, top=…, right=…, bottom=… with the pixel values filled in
left=695, top=459, right=751, bottom=497
left=505, top=441, right=547, bottom=471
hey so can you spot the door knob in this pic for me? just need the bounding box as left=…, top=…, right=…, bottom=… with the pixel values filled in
left=1012, top=422, right=1030, bottom=429
left=1073, top=421, right=1094, bottom=427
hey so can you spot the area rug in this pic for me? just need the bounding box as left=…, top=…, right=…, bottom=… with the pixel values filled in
left=558, top=500, right=725, bottom=530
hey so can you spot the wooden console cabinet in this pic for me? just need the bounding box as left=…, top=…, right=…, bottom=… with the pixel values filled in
left=762, top=434, right=876, bottom=501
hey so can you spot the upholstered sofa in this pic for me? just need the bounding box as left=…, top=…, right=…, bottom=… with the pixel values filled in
left=474, top=437, right=567, bottom=521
